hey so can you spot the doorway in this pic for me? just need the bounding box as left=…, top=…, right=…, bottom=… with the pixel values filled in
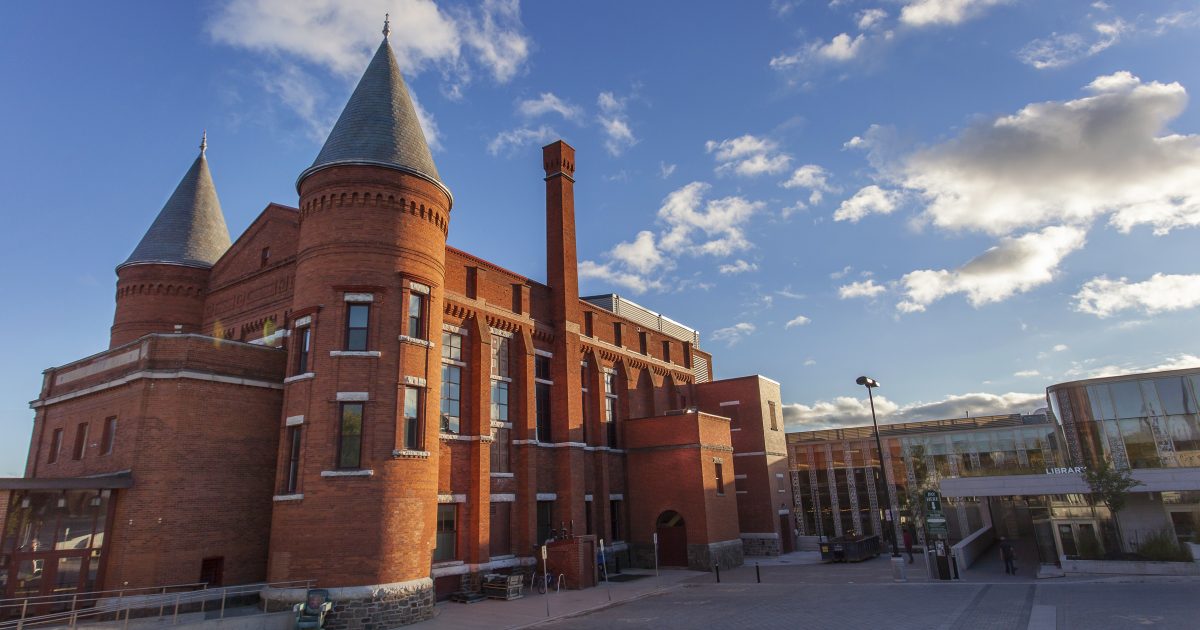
left=779, top=515, right=794, bottom=553
left=656, top=511, right=687, bottom=567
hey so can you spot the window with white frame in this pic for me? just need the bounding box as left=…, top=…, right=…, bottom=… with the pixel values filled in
left=440, top=363, right=461, bottom=434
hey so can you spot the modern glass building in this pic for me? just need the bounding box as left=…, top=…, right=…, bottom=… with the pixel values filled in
left=787, top=366, right=1200, bottom=567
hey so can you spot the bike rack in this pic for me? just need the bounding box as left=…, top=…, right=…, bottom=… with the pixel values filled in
left=555, top=574, right=566, bottom=593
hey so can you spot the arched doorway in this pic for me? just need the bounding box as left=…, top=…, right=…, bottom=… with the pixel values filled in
left=656, top=510, right=687, bottom=567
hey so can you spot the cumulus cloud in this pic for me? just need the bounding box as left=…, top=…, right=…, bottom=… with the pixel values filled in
left=897, top=225, right=1086, bottom=313
left=458, top=0, right=530, bottom=83
left=579, top=183, right=765, bottom=294
left=718, top=260, right=758, bottom=275
left=834, top=185, right=901, bottom=222
left=705, top=135, right=792, bottom=177
left=597, top=91, right=637, bottom=156
left=1074, top=273, right=1200, bottom=318
left=517, top=92, right=582, bottom=121
left=898, top=0, right=1009, bottom=28
left=782, top=164, right=838, bottom=205
left=770, top=32, right=873, bottom=70
left=893, top=72, right=1200, bottom=236
left=487, top=125, right=558, bottom=156
left=711, top=322, right=756, bottom=346
left=857, top=9, right=888, bottom=30
left=839, top=279, right=887, bottom=299
left=785, top=315, right=812, bottom=329
left=1054, top=344, right=1069, bottom=352
left=1018, top=19, right=1129, bottom=69
left=784, top=390, right=1045, bottom=431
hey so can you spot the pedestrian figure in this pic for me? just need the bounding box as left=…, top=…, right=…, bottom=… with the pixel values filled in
left=1000, top=537, right=1016, bottom=575
left=902, top=527, right=915, bottom=564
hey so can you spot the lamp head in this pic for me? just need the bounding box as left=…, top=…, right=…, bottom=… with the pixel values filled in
left=856, top=376, right=880, bottom=388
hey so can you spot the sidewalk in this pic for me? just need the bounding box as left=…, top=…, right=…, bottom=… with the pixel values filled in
left=420, top=568, right=699, bottom=629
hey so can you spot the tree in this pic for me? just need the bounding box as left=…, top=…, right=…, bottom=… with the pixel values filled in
left=1083, top=460, right=1142, bottom=552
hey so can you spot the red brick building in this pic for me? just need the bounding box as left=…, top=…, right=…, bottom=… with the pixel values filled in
left=1, top=25, right=792, bottom=629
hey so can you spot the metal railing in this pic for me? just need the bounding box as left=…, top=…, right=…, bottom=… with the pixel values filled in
left=0, top=579, right=314, bottom=630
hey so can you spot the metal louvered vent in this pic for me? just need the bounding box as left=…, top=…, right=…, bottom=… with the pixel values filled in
left=580, top=294, right=700, bottom=347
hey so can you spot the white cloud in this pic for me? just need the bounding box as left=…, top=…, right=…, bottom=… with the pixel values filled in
left=784, top=390, right=1044, bottom=430
left=897, top=225, right=1087, bottom=313
left=718, top=259, right=758, bottom=275
left=659, top=162, right=677, bottom=179
left=1018, top=19, right=1129, bottom=69
left=1054, top=344, right=1069, bottom=352
left=609, top=230, right=668, bottom=275
left=781, top=164, right=838, bottom=204
left=658, top=182, right=764, bottom=256
left=1066, top=354, right=1200, bottom=379
left=458, top=0, right=530, bottom=82
left=857, top=9, right=888, bottom=30
left=803, top=358, right=817, bottom=366
left=578, top=260, right=662, bottom=295
left=1074, top=273, right=1200, bottom=318
left=815, top=32, right=867, bottom=61
left=487, top=125, right=558, bottom=156
left=260, top=64, right=336, bottom=142
left=1014, top=369, right=1041, bottom=378
left=899, top=0, right=1009, bottom=28
left=705, top=135, right=792, bottom=177
left=517, top=92, right=582, bottom=121
left=597, top=91, right=637, bottom=156
left=833, top=185, right=901, bottom=222
left=831, top=265, right=854, bottom=280
left=890, top=72, right=1200, bottom=236
left=838, top=279, right=887, bottom=299
left=776, top=287, right=806, bottom=300
left=785, top=314, right=812, bottom=329
left=711, top=322, right=756, bottom=346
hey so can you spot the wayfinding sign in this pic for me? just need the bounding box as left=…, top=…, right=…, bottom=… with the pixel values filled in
left=924, top=489, right=948, bottom=536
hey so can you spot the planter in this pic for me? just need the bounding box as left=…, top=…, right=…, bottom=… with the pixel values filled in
left=1060, top=558, right=1200, bottom=576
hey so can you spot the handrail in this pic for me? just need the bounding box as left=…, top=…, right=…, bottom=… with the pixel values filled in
left=0, top=582, right=208, bottom=608
left=0, top=579, right=316, bottom=630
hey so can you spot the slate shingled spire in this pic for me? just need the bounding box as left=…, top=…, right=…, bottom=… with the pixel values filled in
left=119, top=135, right=231, bottom=270
left=297, top=23, right=449, bottom=203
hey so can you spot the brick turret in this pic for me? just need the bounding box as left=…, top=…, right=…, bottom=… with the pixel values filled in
left=267, top=22, right=451, bottom=623
left=111, top=135, right=230, bottom=347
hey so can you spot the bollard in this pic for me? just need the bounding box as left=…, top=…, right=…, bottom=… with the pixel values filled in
left=756, top=563, right=761, bottom=583
left=715, top=565, right=721, bottom=583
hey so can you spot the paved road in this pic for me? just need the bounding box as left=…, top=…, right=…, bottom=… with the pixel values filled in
left=540, top=572, right=1199, bottom=629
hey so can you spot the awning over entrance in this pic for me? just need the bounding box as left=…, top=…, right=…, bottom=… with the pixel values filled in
left=0, top=472, right=133, bottom=491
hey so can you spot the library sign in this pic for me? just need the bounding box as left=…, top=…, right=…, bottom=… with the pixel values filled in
left=1044, top=466, right=1086, bottom=475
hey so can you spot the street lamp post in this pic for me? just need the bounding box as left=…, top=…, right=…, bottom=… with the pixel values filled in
left=857, top=375, right=906, bottom=581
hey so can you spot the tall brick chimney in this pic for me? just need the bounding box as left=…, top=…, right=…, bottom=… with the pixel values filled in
left=543, top=141, right=580, bottom=325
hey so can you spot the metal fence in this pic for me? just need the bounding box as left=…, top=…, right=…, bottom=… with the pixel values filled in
left=0, top=579, right=315, bottom=630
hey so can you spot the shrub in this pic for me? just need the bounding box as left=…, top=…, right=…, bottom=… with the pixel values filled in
left=1077, top=531, right=1104, bottom=560
left=1136, top=529, right=1193, bottom=562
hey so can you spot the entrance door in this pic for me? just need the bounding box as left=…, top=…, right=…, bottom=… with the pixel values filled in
left=656, top=511, right=687, bottom=567
left=1056, top=524, right=1078, bottom=557
left=779, top=515, right=794, bottom=553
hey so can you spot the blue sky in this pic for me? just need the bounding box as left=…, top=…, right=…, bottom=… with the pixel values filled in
left=2, top=1, right=1198, bottom=475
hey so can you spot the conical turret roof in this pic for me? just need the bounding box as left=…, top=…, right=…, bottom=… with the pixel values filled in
left=298, top=30, right=450, bottom=204
left=119, top=137, right=231, bottom=271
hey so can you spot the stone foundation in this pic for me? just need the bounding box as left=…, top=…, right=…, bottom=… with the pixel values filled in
left=687, top=539, right=744, bottom=571
left=262, top=577, right=433, bottom=630
left=741, top=533, right=781, bottom=557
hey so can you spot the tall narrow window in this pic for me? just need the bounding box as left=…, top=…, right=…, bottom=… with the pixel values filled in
left=284, top=425, right=302, bottom=493
left=535, top=354, right=552, bottom=443
left=769, top=401, right=779, bottom=431
left=715, top=461, right=725, bottom=495
left=260, top=246, right=270, bottom=268
left=403, top=387, right=422, bottom=450
left=491, top=334, right=510, bottom=377
left=434, top=504, right=457, bottom=562
left=490, top=427, right=510, bottom=473
left=337, top=403, right=363, bottom=468
left=490, top=502, right=511, bottom=557
left=537, top=501, right=554, bottom=544
left=73, top=422, right=89, bottom=460
left=727, top=404, right=740, bottom=428
left=604, top=371, right=618, bottom=448
left=408, top=292, right=425, bottom=339
left=610, top=500, right=624, bottom=541
left=662, top=340, right=672, bottom=363
left=295, top=326, right=311, bottom=373
left=48, top=428, right=63, bottom=464
left=345, top=304, right=369, bottom=351
left=490, top=381, right=509, bottom=422
left=100, top=416, right=117, bottom=455
left=440, top=364, right=461, bottom=433
left=584, top=311, right=594, bottom=337
left=613, top=323, right=623, bottom=347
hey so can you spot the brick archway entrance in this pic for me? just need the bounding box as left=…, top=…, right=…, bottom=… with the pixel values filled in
left=656, top=511, right=687, bottom=567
